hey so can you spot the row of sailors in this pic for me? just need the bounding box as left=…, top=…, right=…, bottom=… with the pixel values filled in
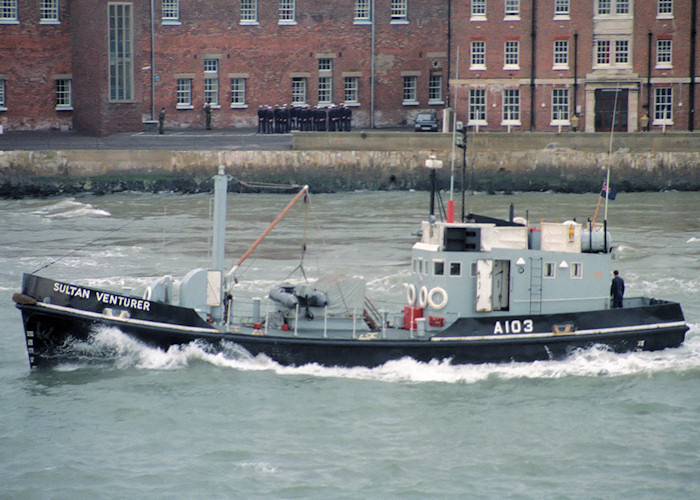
left=257, top=104, right=352, bottom=134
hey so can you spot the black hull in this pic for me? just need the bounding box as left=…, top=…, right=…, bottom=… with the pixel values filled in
left=17, top=301, right=688, bottom=369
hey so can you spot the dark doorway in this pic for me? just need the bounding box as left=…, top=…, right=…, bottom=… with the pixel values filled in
left=595, top=89, right=628, bottom=132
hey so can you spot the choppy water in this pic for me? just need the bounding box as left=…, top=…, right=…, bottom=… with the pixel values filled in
left=1, top=190, right=699, bottom=499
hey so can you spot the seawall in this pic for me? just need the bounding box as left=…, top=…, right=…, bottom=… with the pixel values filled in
left=1, top=132, right=698, bottom=197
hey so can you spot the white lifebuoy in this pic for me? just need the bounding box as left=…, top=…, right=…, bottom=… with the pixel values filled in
left=428, top=287, right=448, bottom=310
left=417, top=286, right=428, bottom=308
left=406, top=283, right=417, bottom=306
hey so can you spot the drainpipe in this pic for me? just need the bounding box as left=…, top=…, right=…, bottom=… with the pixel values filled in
left=370, top=0, right=376, bottom=128
left=689, top=0, right=697, bottom=131
left=573, top=32, right=578, bottom=114
left=529, top=0, right=537, bottom=131
left=446, top=0, right=452, bottom=108
left=150, top=0, right=156, bottom=120
left=647, top=32, right=653, bottom=112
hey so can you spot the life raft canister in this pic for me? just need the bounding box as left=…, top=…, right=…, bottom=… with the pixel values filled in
left=427, top=287, right=448, bottom=310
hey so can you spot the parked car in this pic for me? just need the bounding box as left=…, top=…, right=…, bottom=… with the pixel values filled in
left=414, top=112, right=439, bottom=132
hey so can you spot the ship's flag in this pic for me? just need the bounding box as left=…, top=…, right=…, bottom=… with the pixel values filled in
left=601, top=182, right=617, bottom=200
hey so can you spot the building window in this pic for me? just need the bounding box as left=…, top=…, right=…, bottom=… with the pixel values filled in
left=292, top=77, right=306, bottom=105
left=391, top=0, right=407, bottom=22
left=654, top=87, right=672, bottom=123
left=429, top=75, right=443, bottom=104
left=354, top=0, right=370, bottom=22
left=108, top=3, right=133, bottom=102
left=162, top=0, right=179, bottom=22
left=0, top=79, right=6, bottom=109
left=204, top=79, right=219, bottom=106
left=596, top=40, right=610, bottom=65
left=177, top=78, right=192, bottom=108
left=597, top=0, right=630, bottom=16
left=554, top=0, right=570, bottom=16
left=319, top=58, right=332, bottom=72
left=241, top=0, right=257, bottom=23
left=502, top=88, right=520, bottom=123
left=402, top=76, right=417, bottom=104
left=56, top=78, right=71, bottom=109
left=597, top=0, right=611, bottom=14
left=318, top=76, right=332, bottom=104
left=552, top=88, right=569, bottom=123
left=657, top=0, right=673, bottom=17
left=41, top=0, right=59, bottom=23
left=553, top=40, right=569, bottom=68
left=344, top=76, right=359, bottom=104
left=504, top=40, right=519, bottom=68
left=471, top=41, right=486, bottom=69
left=504, top=0, right=520, bottom=18
left=571, top=263, right=583, bottom=279
left=279, top=0, right=295, bottom=23
left=616, top=0, right=629, bottom=13
left=0, top=0, right=18, bottom=22
left=204, top=58, right=218, bottom=73
left=471, top=0, right=486, bottom=18
left=230, top=78, right=246, bottom=107
left=615, top=40, right=629, bottom=64
left=469, top=88, right=486, bottom=124
left=656, top=39, right=672, bottom=67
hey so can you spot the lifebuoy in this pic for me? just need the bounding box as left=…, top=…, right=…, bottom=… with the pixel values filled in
left=143, top=286, right=152, bottom=300
left=406, top=283, right=417, bottom=306
left=417, top=286, right=428, bottom=308
left=428, top=287, right=448, bottom=310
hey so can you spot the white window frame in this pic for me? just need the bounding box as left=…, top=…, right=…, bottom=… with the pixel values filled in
left=204, top=58, right=219, bottom=74
left=653, top=87, right=673, bottom=125
left=554, top=0, right=570, bottom=18
left=56, top=78, right=72, bottom=110
left=468, top=88, right=487, bottom=125
left=344, top=76, right=359, bottom=105
left=176, top=78, right=193, bottom=109
left=279, top=0, right=296, bottom=25
left=504, top=0, right=520, bottom=19
left=595, top=40, right=611, bottom=65
left=204, top=78, right=219, bottom=107
left=391, top=0, right=408, bottom=23
left=0, top=79, right=7, bottom=110
left=318, top=76, right=332, bottom=104
left=615, top=0, right=629, bottom=14
left=597, top=0, right=611, bottom=14
left=614, top=39, right=629, bottom=65
left=292, top=77, right=306, bottom=105
left=108, top=2, right=133, bottom=102
left=240, top=0, right=258, bottom=24
left=471, top=0, right=486, bottom=20
left=570, top=263, right=583, bottom=279
left=656, top=39, right=672, bottom=68
left=594, top=38, right=631, bottom=68
left=230, top=78, right=246, bottom=108
left=596, top=0, right=632, bottom=17
left=551, top=88, right=570, bottom=125
left=450, top=262, right=462, bottom=277
left=354, top=0, right=371, bottom=23
left=544, top=262, right=556, bottom=278
left=162, top=0, right=179, bottom=24
left=402, top=75, right=417, bottom=105
left=657, top=0, right=673, bottom=18
left=319, top=58, right=333, bottom=72
left=471, top=41, right=486, bottom=69
left=433, top=260, right=445, bottom=276
left=429, top=75, right=443, bottom=104
left=553, top=40, right=569, bottom=69
left=504, top=40, right=519, bottom=69
left=41, top=0, right=59, bottom=23
left=0, top=0, right=18, bottom=23
left=502, top=88, right=520, bottom=125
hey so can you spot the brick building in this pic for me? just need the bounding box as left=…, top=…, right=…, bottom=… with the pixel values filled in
left=0, top=0, right=697, bottom=136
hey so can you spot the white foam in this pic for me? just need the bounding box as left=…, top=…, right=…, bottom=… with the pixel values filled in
left=31, top=198, right=111, bottom=219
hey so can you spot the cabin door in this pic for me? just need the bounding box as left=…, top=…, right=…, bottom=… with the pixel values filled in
left=492, top=260, right=510, bottom=311
left=475, top=259, right=493, bottom=312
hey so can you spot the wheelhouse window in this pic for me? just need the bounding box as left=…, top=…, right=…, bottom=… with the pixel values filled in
left=450, top=262, right=461, bottom=276
left=240, top=0, right=257, bottom=24
left=433, top=260, right=445, bottom=276
left=162, top=0, right=179, bottom=23
left=402, top=76, right=417, bottom=104
left=56, top=78, right=72, bottom=110
left=544, top=262, right=556, bottom=278
left=471, top=41, right=486, bottom=69
left=108, top=3, right=133, bottom=102
left=41, top=0, right=59, bottom=23
left=176, top=78, right=192, bottom=108
left=571, top=263, right=583, bottom=279
left=391, top=0, right=407, bottom=23
left=469, top=88, right=486, bottom=124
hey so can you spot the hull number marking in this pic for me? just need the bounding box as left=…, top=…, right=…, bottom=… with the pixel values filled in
left=494, top=319, right=534, bottom=335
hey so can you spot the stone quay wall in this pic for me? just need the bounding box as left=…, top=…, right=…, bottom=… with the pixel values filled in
left=1, top=132, right=698, bottom=197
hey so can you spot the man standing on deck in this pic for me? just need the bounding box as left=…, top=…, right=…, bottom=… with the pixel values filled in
left=611, top=270, right=625, bottom=308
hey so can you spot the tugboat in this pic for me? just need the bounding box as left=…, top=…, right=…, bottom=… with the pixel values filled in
left=13, top=165, right=688, bottom=368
